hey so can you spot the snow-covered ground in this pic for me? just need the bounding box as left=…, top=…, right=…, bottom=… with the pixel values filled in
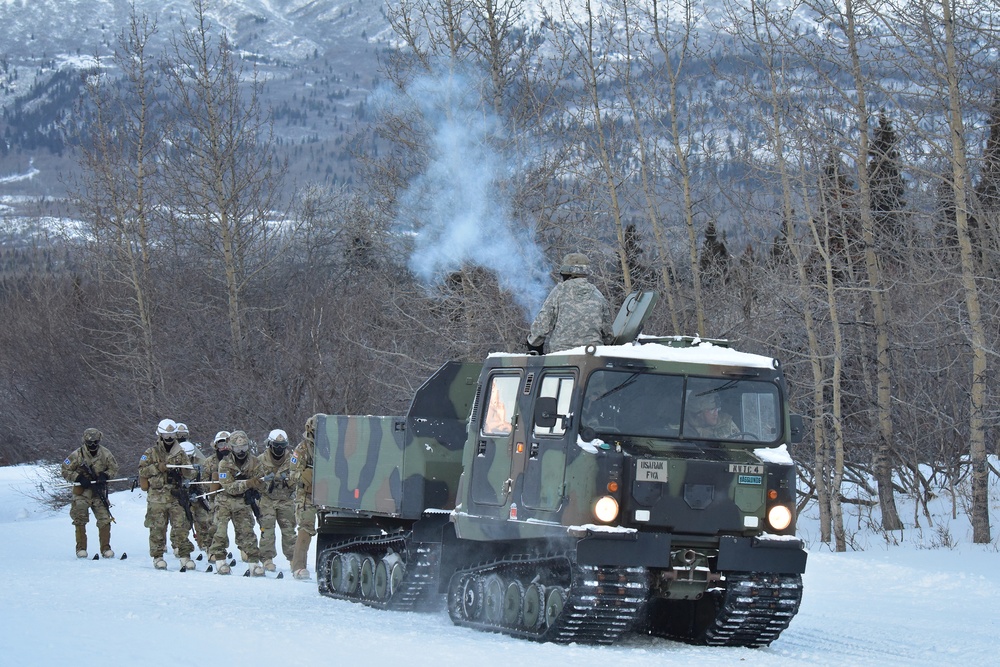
left=1, top=463, right=997, bottom=666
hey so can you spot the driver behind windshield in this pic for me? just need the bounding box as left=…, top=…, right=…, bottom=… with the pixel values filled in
left=685, top=393, right=740, bottom=440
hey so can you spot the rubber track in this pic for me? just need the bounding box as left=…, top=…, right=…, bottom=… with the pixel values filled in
left=448, top=553, right=647, bottom=644
left=317, top=532, right=441, bottom=612
left=702, top=573, right=803, bottom=647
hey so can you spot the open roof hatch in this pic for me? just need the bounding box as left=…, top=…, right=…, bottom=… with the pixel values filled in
left=611, top=290, right=659, bottom=344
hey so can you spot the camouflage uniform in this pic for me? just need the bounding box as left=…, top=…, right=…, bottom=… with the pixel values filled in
left=257, top=440, right=296, bottom=566
left=60, top=428, right=119, bottom=558
left=138, top=431, right=196, bottom=566
left=289, top=416, right=318, bottom=578
left=181, top=442, right=214, bottom=553
left=203, top=431, right=231, bottom=558
left=527, top=253, right=612, bottom=354
left=210, top=432, right=265, bottom=573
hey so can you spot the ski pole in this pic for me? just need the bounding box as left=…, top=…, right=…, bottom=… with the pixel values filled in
left=166, top=464, right=198, bottom=469
left=55, top=477, right=133, bottom=489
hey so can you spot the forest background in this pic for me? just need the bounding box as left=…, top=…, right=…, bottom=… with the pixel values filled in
left=1, top=0, right=999, bottom=552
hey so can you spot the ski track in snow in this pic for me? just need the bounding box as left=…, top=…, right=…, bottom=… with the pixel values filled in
left=1, top=464, right=997, bottom=666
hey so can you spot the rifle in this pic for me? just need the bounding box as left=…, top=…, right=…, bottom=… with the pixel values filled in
left=243, top=488, right=261, bottom=520
left=81, top=461, right=116, bottom=524
left=167, top=468, right=195, bottom=526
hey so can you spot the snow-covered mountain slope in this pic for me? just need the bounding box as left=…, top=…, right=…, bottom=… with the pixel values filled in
left=2, top=463, right=997, bottom=666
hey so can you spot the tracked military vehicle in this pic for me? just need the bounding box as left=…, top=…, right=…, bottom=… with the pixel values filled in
left=312, top=292, right=806, bottom=647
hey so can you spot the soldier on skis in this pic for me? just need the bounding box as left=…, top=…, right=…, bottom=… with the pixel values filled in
left=257, top=429, right=296, bottom=573
left=209, top=430, right=266, bottom=576
left=138, top=419, right=197, bottom=570
left=60, top=428, right=119, bottom=559
left=289, top=415, right=319, bottom=580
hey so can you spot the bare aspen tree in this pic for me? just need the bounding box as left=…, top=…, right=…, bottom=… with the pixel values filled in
left=618, top=0, right=705, bottom=334
left=550, top=0, right=633, bottom=296
left=74, top=8, right=163, bottom=412
left=805, top=0, right=903, bottom=531
left=161, top=0, right=285, bottom=367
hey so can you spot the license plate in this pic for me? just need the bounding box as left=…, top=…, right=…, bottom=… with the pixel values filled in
left=729, top=463, right=763, bottom=475
left=637, top=459, right=669, bottom=483
left=738, top=475, right=762, bottom=485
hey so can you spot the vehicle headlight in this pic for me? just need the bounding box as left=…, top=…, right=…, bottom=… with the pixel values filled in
left=768, top=504, right=793, bottom=531
left=593, top=495, right=619, bottom=523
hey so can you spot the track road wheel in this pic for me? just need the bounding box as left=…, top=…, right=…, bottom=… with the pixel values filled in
left=359, top=556, right=376, bottom=598
left=328, top=554, right=343, bottom=593
left=483, top=574, right=505, bottom=624
left=341, top=553, right=361, bottom=594
left=544, top=586, right=566, bottom=628
left=522, top=583, right=545, bottom=629
left=454, top=574, right=484, bottom=621
left=502, top=580, right=525, bottom=627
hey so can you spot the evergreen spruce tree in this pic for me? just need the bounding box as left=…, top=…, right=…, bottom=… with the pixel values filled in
left=868, top=113, right=907, bottom=264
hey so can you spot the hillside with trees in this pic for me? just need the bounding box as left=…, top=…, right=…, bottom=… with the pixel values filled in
left=1, top=0, right=998, bottom=551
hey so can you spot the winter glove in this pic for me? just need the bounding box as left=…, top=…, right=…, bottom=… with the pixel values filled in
left=246, top=477, right=264, bottom=491
left=77, top=473, right=92, bottom=489
left=157, top=462, right=168, bottom=473
left=262, top=472, right=276, bottom=485
left=97, top=472, right=109, bottom=482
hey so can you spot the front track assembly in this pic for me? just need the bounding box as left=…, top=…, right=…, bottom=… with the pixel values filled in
left=317, top=531, right=441, bottom=612
left=447, top=553, right=647, bottom=644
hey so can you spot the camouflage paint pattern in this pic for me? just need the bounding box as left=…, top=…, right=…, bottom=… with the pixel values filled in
left=312, top=362, right=481, bottom=520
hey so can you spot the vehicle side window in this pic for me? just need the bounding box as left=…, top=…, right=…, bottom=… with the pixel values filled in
left=482, top=375, right=520, bottom=436
left=533, top=375, right=575, bottom=437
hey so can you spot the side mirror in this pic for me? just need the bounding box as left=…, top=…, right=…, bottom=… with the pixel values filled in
left=534, top=397, right=558, bottom=429
left=789, top=414, right=804, bottom=444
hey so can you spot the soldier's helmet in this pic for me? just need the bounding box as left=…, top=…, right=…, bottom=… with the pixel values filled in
left=229, top=430, right=250, bottom=460
left=687, top=392, right=719, bottom=414
left=175, top=423, right=190, bottom=441
left=559, top=252, right=591, bottom=278
left=305, top=414, right=320, bottom=438
left=83, top=428, right=102, bottom=453
left=156, top=419, right=178, bottom=439
left=213, top=431, right=231, bottom=451
left=267, top=429, right=289, bottom=456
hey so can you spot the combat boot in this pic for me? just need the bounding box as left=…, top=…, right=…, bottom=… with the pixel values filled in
left=217, top=561, right=232, bottom=575
left=75, top=525, right=88, bottom=558
left=153, top=556, right=168, bottom=570
left=262, top=557, right=276, bottom=572
left=98, top=523, right=114, bottom=559
left=290, top=530, right=312, bottom=575
left=179, top=556, right=196, bottom=571
left=251, top=562, right=266, bottom=577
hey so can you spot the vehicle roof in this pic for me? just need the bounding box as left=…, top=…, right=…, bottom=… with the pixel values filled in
left=488, top=337, right=778, bottom=370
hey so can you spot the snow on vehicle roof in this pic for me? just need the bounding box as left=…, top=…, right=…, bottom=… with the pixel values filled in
left=490, top=336, right=777, bottom=369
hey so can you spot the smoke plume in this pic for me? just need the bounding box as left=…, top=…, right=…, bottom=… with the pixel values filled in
left=377, top=67, right=552, bottom=317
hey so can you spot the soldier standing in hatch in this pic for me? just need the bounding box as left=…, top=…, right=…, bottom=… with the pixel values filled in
left=209, top=430, right=266, bottom=576
left=61, top=428, right=120, bottom=559
left=257, top=429, right=296, bottom=572
left=289, top=415, right=319, bottom=580
left=138, top=419, right=196, bottom=570
left=527, top=252, right=613, bottom=354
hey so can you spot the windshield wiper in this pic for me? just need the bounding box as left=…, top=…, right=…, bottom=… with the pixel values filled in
left=595, top=369, right=649, bottom=401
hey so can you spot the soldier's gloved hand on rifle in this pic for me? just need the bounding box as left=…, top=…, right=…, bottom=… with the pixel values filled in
left=97, top=471, right=109, bottom=482
left=246, top=477, right=264, bottom=491
left=76, top=471, right=92, bottom=489
left=262, top=472, right=275, bottom=485
left=157, top=462, right=168, bottom=473
left=279, top=471, right=289, bottom=487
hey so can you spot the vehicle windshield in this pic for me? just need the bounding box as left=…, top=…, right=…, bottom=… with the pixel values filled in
left=581, top=370, right=782, bottom=445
